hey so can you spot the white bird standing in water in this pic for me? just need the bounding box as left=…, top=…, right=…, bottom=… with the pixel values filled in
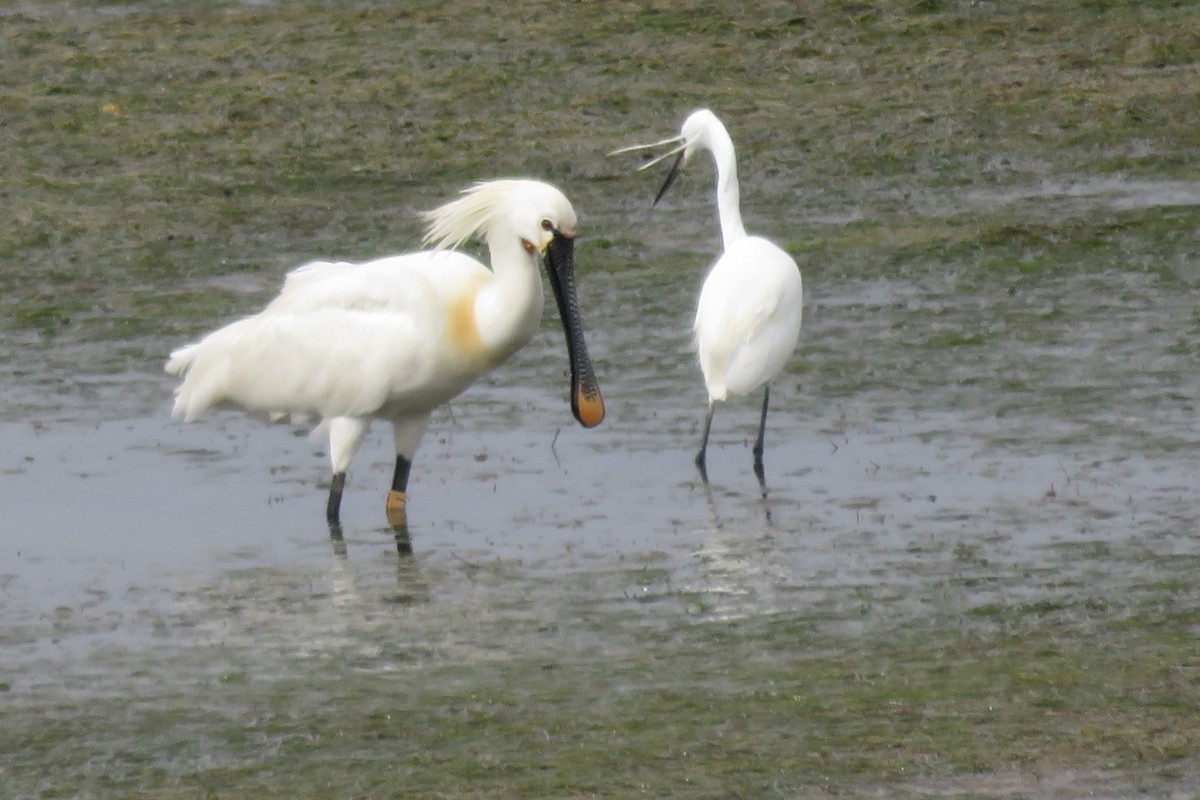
left=166, top=179, right=605, bottom=531
left=613, top=109, right=803, bottom=485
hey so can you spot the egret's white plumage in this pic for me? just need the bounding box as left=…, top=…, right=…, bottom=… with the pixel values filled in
left=614, top=109, right=803, bottom=483
left=166, top=179, right=604, bottom=529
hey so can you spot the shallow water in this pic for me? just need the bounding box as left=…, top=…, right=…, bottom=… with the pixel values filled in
left=3, top=188, right=1200, bottom=800
left=4, top=202, right=1199, bottom=703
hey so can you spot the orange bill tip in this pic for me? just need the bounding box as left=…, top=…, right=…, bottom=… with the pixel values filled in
left=574, top=389, right=605, bottom=428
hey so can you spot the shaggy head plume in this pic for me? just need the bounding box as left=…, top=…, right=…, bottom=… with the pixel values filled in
left=420, top=179, right=576, bottom=252
left=421, top=180, right=523, bottom=251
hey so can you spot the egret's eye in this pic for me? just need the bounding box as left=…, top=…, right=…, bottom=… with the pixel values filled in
left=540, top=219, right=555, bottom=232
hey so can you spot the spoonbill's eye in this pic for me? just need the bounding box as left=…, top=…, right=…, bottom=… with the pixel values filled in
left=540, top=219, right=555, bottom=232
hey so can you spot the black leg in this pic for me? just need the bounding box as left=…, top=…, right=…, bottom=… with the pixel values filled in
left=326, top=471, right=347, bottom=531
left=752, top=385, right=770, bottom=488
left=695, top=404, right=715, bottom=483
left=386, top=455, right=412, bottom=530
left=390, top=455, right=412, bottom=493
left=393, top=529, right=414, bottom=556
left=329, top=532, right=348, bottom=559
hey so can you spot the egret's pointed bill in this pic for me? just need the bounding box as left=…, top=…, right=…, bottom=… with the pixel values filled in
left=542, top=233, right=605, bottom=428
left=610, top=136, right=693, bottom=206
left=653, top=151, right=686, bottom=206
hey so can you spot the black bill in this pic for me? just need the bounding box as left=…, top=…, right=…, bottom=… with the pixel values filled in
left=543, top=233, right=605, bottom=428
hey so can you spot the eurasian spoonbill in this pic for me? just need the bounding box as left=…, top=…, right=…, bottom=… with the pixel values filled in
left=166, top=179, right=605, bottom=531
left=613, top=109, right=803, bottom=485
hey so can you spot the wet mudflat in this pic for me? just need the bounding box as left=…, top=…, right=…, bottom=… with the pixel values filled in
left=3, top=2, right=1200, bottom=798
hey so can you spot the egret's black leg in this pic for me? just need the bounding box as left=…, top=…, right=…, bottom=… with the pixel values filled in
left=329, top=531, right=348, bottom=559
left=326, top=471, right=347, bottom=532
left=752, top=385, right=770, bottom=488
left=695, top=404, right=715, bottom=483
left=386, top=455, right=412, bottom=530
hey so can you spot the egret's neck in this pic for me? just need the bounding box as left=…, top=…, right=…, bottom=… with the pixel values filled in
left=706, top=126, right=748, bottom=249
left=476, top=233, right=544, bottom=361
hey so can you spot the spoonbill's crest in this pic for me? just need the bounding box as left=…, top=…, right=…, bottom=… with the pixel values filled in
left=422, top=179, right=578, bottom=253
left=613, top=109, right=804, bottom=486
left=166, top=178, right=605, bottom=538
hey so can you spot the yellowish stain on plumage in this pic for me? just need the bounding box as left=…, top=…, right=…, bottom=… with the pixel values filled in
left=447, top=292, right=482, bottom=355
left=445, top=277, right=489, bottom=362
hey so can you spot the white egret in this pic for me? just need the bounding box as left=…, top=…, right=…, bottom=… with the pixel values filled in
left=613, top=109, right=803, bottom=485
left=166, top=179, right=605, bottom=531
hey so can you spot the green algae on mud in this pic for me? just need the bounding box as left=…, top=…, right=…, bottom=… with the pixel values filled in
left=4, top=569, right=1200, bottom=799
left=3, top=1, right=1199, bottom=337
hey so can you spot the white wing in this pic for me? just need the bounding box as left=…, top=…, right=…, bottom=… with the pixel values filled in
left=266, top=250, right=485, bottom=314
left=167, top=250, right=490, bottom=421
left=693, top=236, right=803, bottom=401
left=168, top=307, right=443, bottom=423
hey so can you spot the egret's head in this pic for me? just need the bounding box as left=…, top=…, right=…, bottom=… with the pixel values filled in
left=608, top=108, right=721, bottom=205
left=677, top=108, right=721, bottom=159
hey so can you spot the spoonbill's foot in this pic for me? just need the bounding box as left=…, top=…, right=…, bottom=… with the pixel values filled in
left=385, top=489, right=408, bottom=529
